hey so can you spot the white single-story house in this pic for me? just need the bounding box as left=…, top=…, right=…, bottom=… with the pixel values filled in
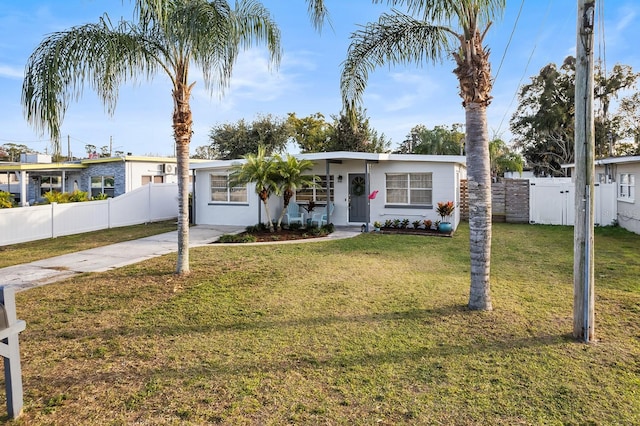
left=0, top=154, right=182, bottom=206
left=560, top=155, right=640, bottom=234
left=593, top=155, right=640, bottom=234
left=191, top=151, right=467, bottom=230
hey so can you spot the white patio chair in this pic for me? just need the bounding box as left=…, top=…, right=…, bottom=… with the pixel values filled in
left=311, top=202, right=334, bottom=227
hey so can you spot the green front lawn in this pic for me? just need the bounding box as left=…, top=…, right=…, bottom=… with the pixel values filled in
left=10, top=223, right=640, bottom=425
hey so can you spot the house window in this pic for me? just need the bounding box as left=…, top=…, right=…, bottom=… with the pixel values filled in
left=40, top=175, right=62, bottom=195
left=296, top=175, right=334, bottom=203
left=385, top=173, right=432, bottom=206
left=618, top=173, right=635, bottom=202
left=210, top=174, right=247, bottom=203
left=91, top=175, right=115, bottom=197
left=142, top=175, right=164, bottom=185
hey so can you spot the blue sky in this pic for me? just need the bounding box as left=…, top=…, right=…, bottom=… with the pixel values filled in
left=1, top=1, right=639, bottom=158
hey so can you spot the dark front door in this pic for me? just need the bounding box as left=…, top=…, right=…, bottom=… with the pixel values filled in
left=349, top=173, right=367, bottom=223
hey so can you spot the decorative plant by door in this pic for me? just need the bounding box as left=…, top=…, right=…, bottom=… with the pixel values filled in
left=351, top=176, right=366, bottom=196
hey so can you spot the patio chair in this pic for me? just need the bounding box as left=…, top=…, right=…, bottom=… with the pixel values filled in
left=284, top=201, right=304, bottom=225
left=311, top=202, right=334, bottom=227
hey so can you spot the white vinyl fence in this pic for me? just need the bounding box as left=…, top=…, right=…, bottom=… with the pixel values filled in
left=0, top=183, right=178, bottom=246
left=529, top=179, right=617, bottom=226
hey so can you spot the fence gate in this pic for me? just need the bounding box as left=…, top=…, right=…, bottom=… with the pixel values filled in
left=529, top=181, right=574, bottom=225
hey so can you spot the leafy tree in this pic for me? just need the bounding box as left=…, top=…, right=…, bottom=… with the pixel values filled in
left=512, top=57, right=639, bottom=176
left=287, top=112, right=332, bottom=153
left=0, top=143, right=32, bottom=162
left=200, top=115, right=290, bottom=160
left=327, top=107, right=391, bottom=153
left=615, top=92, right=640, bottom=155
left=274, top=154, right=317, bottom=229
left=510, top=58, right=575, bottom=177
left=489, top=138, right=523, bottom=179
left=22, top=0, right=281, bottom=275
left=229, top=146, right=280, bottom=232
left=339, top=0, right=505, bottom=311
left=395, top=124, right=464, bottom=155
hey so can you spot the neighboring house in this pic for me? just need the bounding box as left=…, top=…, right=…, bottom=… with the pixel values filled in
left=191, top=151, right=467, bottom=229
left=0, top=154, right=180, bottom=206
left=594, top=155, right=640, bottom=234
left=559, top=155, right=640, bottom=234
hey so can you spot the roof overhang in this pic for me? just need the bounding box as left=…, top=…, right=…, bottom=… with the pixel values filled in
left=190, top=151, right=467, bottom=170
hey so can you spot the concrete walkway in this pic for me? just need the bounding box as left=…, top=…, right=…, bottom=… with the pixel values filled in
left=1, top=225, right=361, bottom=292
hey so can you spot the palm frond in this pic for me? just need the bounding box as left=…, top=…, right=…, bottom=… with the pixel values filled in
left=340, top=10, right=454, bottom=110
left=372, top=0, right=505, bottom=32
left=305, top=0, right=331, bottom=32
left=22, top=16, right=160, bottom=142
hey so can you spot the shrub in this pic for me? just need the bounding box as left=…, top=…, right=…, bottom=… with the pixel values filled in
left=424, top=219, right=433, bottom=230
left=0, top=191, right=14, bottom=208
left=92, top=192, right=109, bottom=200
left=400, top=219, right=410, bottom=229
left=392, top=219, right=401, bottom=228
left=218, top=234, right=257, bottom=243
left=412, top=220, right=422, bottom=229
left=383, top=219, right=393, bottom=229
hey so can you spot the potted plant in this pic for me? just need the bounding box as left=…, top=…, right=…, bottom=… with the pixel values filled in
left=436, top=201, right=455, bottom=232
left=302, top=201, right=316, bottom=226
left=373, top=221, right=382, bottom=231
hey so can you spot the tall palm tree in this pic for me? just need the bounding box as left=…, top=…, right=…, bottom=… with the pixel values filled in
left=22, top=0, right=281, bottom=275
left=339, top=0, right=505, bottom=310
left=229, top=146, right=280, bottom=232
left=274, top=154, right=317, bottom=229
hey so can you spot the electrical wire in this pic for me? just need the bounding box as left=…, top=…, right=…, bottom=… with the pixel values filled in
left=493, top=0, right=525, bottom=83
left=494, top=0, right=554, bottom=138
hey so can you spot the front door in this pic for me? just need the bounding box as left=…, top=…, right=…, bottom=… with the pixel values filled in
left=349, top=173, right=367, bottom=223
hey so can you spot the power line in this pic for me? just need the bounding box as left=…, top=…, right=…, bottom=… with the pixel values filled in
left=495, top=0, right=554, bottom=138
left=493, top=0, right=525, bottom=84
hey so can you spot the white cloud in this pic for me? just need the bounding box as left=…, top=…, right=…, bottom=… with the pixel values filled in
left=0, top=65, right=23, bottom=79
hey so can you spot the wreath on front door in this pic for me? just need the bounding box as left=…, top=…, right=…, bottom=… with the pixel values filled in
left=351, top=176, right=366, bottom=196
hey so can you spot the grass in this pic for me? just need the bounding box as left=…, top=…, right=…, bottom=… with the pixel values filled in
left=5, top=223, right=640, bottom=424
left=0, top=220, right=177, bottom=268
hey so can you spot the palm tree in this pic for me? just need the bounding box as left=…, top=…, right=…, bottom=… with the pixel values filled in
left=339, top=0, right=505, bottom=311
left=22, top=0, right=281, bottom=275
left=274, top=154, right=317, bottom=229
left=229, top=146, right=280, bottom=232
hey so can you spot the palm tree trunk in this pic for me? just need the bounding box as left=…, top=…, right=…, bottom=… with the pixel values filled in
left=260, top=189, right=275, bottom=231
left=173, top=77, right=193, bottom=275
left=275, top=189, right=293, bottom=229
left=466, top=102, right=492, bottom=310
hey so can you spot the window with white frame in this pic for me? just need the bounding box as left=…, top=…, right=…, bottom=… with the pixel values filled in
left=210, top=174, right=247, bottom=203
left=618, top=173, right=635, bottom=201
left=91, top=175, right=115, bottom=197
left=296, top=175, right=334, bottom=203
left=386, top=173, right=432, bottom=206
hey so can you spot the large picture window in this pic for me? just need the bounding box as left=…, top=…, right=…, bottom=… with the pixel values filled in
left=91, top=176, right=115, bottom=197
left=296, top=175, right=333, bottom=203
left=618, top=173, right=635, bottom=202
left=386, top=173, right=432, bottom=206
left=210, top=174, right=247, bottom=203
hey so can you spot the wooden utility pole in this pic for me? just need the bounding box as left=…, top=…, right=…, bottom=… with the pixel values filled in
left=573, top=0, right=596, bottom=342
